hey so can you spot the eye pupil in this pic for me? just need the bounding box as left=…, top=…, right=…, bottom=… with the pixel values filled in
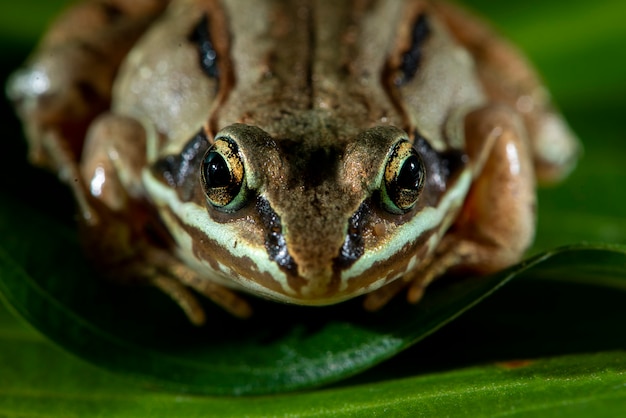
left=204, top=152, right=231, bottom=187
left=397, top=155, right=423, bottom=190
left=200, top=137, right=247, bottom=211
left=381, top=141, right=426, bottom=214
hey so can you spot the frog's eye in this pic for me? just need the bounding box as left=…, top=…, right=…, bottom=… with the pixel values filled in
left=201, top=138, right=247, bottom=211
left=381, top=140, right=425, bottom=214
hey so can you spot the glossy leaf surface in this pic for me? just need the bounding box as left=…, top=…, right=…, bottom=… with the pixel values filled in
left=10, top=197, right=623, bottom=395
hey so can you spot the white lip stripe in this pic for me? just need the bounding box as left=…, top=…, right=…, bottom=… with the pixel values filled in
left=142, top=169, right=295, bottom=297
left=341, top=170, right=472, bottom=282
left=142, top=167, right=471, bottom=304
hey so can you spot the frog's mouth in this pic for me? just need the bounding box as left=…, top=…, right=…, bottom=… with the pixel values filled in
left=235, top=170, right=471, bottom=305
left=143, top=158, right=471, bottom=307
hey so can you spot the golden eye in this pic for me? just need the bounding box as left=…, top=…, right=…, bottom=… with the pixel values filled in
left=201, top=138, right=248, bottom=211
left=381, top=140, right=425, bottom=214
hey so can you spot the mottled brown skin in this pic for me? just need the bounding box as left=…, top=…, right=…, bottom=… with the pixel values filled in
left=8, top=0, right=578, bottom=325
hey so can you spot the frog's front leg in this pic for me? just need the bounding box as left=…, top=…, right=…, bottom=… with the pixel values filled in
left=7, top=0, right=169, bottom=172
left=78, top=113, right=252, bottom=325
left=365, top=105, right=535, bottom=310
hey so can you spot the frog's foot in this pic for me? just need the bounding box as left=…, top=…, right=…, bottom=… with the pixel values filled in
left=117, top=248, right=253, bottom=326
left=149, top=275, right=206, bottom=326
left=362, top=277, right=408, bottom=312
left=79, top=211, right=254, bottom=325
left=403, top=238, right=482, bottom=304
left=362, top=236, right=513, bottom=312
left=160, top=254, right=253, bottom=322
left=362, top=237, right=473, bottom=311
left=72, top=113, right=252, bottom=325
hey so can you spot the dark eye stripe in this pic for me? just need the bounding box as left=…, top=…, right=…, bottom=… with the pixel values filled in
left=152, top=130, right=209, bottom=202
left=397, top=14, right=430, bottom=86
left=190, top=14, right=219, bottom=79
left=256, top=197, right=297, bottom=275
left=334, top=202, right=367, bottom=270
left=413, top=131, right=468, bottom=206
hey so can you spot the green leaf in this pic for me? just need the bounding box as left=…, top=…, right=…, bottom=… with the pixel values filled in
left=2, top=193, right=626, bottom=396
left=2, top=258, right=626, bottom=416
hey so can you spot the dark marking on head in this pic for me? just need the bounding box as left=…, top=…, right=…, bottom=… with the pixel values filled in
left=256, top=197, right=297, bottom=274
left=414, top=131, right=467, bottom=201
left=153, top=129, right=210, bottom=201
left=307, top=148, right=333, bottom=187
left=278, top=140, right=341, bottom=189
left=100, top=3, right=122, bottom=22
left=334, top=202, right=367, bottom=270
left=397, top=14, right=430, bottom=86
left=76, top=80, right=101, bottom=105
left=190, top=14, right=219, bottom=78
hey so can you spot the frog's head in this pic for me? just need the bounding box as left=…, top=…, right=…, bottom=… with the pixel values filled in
left=148, top=122, right=469, bottom=305
left=138, top=1, right=478, bottom=305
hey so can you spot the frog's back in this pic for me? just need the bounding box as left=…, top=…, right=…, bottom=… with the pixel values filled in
left=8, top=0, right=576, bottom=180
left=110, top=0, right=577, bottom=181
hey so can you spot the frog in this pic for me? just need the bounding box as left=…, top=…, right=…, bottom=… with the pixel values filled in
left=7, top=0, right=579, bottom=325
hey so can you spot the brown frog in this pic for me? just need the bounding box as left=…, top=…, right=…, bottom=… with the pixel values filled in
left=7, top=0, right=579, bottom=325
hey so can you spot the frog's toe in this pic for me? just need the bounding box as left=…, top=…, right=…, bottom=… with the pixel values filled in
left=150, top=274, right=207, bottom=326
left=532, top=112, right=581, bottom=185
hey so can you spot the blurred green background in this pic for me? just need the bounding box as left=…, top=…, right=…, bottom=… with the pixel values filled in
left=0, top=0, right=625, bottom=416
